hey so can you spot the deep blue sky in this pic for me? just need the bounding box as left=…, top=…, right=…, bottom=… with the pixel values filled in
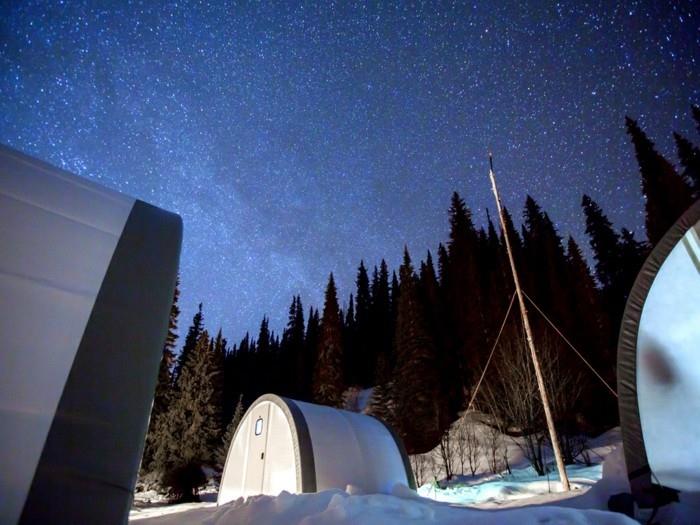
left=1, top=1, right=698, bottom=344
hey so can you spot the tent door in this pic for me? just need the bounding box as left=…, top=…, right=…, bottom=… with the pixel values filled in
left=244, top=403, right=269, bottom=494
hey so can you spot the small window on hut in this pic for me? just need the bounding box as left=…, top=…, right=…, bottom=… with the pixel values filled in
left=254, top=417, right=263, bottom=436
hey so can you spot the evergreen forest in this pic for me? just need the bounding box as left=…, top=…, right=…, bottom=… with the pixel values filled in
left=140, top=110, right=700, bottom=501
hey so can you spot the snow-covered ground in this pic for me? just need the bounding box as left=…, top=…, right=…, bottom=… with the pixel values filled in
left=416, top=426, right=623, bottom=508
left=129, top=427, right=642, bottom=524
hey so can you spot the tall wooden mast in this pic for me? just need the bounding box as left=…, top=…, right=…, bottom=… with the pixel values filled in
left=487, top=153, right=571, bottom=492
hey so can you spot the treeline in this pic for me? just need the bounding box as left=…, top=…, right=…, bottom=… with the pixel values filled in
left=140, top=109, right=700, bottom=500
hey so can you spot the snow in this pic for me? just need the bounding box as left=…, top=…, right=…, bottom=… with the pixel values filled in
left=201, top=484, right=635, bottom=525
left=416, top=427, right=625, bottom=508
left=418, top=463, right=602, bottom=506
left=129, top=427, right=639, bottom=524
left=128, top=425, right=698, bottom=524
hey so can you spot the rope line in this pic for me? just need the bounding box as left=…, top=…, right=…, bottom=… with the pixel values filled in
left=522, top=291, right=618, bottom=399
left=466, top=291, right=516, bottom=411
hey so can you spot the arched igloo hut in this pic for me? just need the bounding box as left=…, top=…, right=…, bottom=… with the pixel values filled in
left=218, top=394, right=415, bottom=504
left=618, top=199, right=700, bottom=510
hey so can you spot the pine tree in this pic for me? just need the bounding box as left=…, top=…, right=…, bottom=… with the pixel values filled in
left=582, top=195, right=649, bottom=340
left=313, top=274, right=345, bottom=407
left=354, top=261, right=372, bottom=386
left=343, top=293, right=357, bottom=385
left=565, top=235, right=617, bottom=426
left=174, top=303, right=204, bottom=383
left=302, top=307, right=320, bottom=400
left=521, top=196, right=570, bottom=330
left=618, top=228, right=649, bottom=296
left=210, top=329, right=227, bottom=451
left=281, top=296, right=306, bottom=397
left=155, top=330, right=221, bottom=501
left=674, top=132, right=700, bottom=198
left=626, top=116, right=694, bottom=244
left=565, top=235, right=608, bottom=352
left=582, top=195, right=621, bottom=291
left=419, top=251, right=462, bottom=431
left=369, top=260, right=392, bottom=386
left=445, top=192, right=484, bottom=380
left=216, top=394, right=245, bottom=470
left=390, top=248, right=441, bottom=454
left=140, top=278, right=180, bottom=474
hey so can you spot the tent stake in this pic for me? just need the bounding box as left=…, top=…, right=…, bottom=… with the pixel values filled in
left=487, top=153, right=571, bottom=492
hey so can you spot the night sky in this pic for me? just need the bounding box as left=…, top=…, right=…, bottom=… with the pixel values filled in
left=1, top=2, right=698, bottom=342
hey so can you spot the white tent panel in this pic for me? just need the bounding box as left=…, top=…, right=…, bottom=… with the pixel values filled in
left=1, top=144, right=182, bottom=525
left=0, top=146, right=133, bottom=525
left=262, top=402, right=297, bottom=495
left=637, top=222, right=700, bottom=492
left=296, top=400, right=409, bottom=494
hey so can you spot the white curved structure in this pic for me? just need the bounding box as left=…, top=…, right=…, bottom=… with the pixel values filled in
left=0, top=144, right=182, bottom=524
left=618, top=199, right=700, bottom=509
left=218, top=394, right=415, bottom=505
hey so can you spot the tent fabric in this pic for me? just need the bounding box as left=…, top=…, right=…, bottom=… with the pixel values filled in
left=0, top=145, right=182, bottom=525
left=617, top=199, right=700, bottom=508
left=218, top=394, right=415, bottom=506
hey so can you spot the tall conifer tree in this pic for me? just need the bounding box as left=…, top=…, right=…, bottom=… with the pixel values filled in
left=674, top=132, right=700, bottom=198
left=174, top=303, right=204, bottom=383
left=625, top=116, right=694, bottom=244
left=155, top=330, right=221, bottom=501
left=313, top=274, right=345, bottom=407
left=141, top=278, right=180, bottom=474
left=390, top=248, right=441, bottom=453
left=354, top=261, right=372, bottom=386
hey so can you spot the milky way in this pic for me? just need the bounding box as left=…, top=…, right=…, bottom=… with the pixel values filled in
left=1, top=1, right=698, bottom=342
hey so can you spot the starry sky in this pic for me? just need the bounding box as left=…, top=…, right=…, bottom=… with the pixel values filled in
left=1, top=1, right=698, bottom=343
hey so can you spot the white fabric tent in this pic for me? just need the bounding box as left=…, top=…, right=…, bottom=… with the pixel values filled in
left=618, top=199, right=700, bottom=509
left=0, top=144, right=182, bottom=524
left=218, top=394, right=415, bottom=505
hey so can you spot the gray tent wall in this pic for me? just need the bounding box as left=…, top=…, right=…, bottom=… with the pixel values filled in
left=0, top=145, right=182, bottom=525
left=618, top=199, right=700, bottom=508
left=218, top=394, right=415, bottom=505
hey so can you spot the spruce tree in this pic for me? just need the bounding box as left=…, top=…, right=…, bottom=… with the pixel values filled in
left=521, top=196, right=570, bottom=329
left=445, top=192, right=484, bottom=379
left=313, top=274, right=345, bottom=407
left=140, top=278, right=180, bottom=474
left=343, top=293, right=357, bottom=385
left=174, top=303, right=204, bottom=383
left=582, top=195, right=621, bottom=291
left=419, top=251, right=461, bottom=432
left=216, top=394, right=245, bottom=470
left=354, top=261, right=372, bottom=386
left=390, top=248, right=441, bottom=453
left=281, top=296, right=305, bottom=397
left=618, top=228, right=649, bottom=296
left=674, top=132, right=700, bottom=198
left=302, top=307, right=320, bottom=400
left=210, top=329, right=227, bottom=451
left=155, top=330, right=221, bottom=501
left=625, top=116, right=694, bottom=244
left=369, top=260, right=392, bottom=386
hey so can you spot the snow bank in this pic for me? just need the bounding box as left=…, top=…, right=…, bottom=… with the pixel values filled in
left=203, top=484, right=635, bottom=525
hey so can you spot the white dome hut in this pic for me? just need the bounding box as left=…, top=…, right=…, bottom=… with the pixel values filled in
left=218, top=394, right=415, bottom=504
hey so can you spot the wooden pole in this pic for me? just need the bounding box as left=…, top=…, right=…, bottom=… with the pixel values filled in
left=487, top=153, right=571, bottom=492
